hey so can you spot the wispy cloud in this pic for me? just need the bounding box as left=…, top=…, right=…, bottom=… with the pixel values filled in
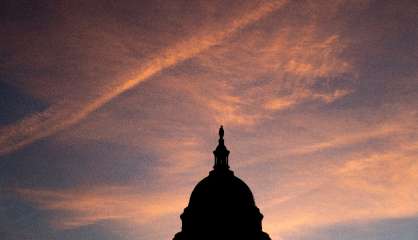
left=15, top=186, right=187, bottom=229
left=264, top=140, right=418, bottom=238
left=15, top=134, right=418, bottom=237
left=161, top=25, right=354, bottom=126
left=4, top=1, right=418, bottom=240
left=0, top=0, right=288, bottom=156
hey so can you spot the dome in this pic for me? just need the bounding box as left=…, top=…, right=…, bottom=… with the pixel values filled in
left=172, top=126, right=271, bottom=240
left=189, top=169, right=255, bottom=209
left=179, top=169, right=265, bottom=240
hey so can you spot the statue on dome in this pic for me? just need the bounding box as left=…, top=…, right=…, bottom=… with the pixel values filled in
left=219, top=125, right=224, bottom=140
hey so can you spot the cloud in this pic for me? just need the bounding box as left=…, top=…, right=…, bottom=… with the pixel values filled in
left=159, top=25, right=354, bottom=126
left=264, top=88, right=351, bottom=111
left=0, top=0, right=288, bottom=156
left=287, top=119, right=406, bottom=155
left=15, top=186, right=187, bottom=229
left=255, top=111, right=418, bottom=239
left=264, top=140, right=418, bottom=238
left=5, top=1, right=418, bottom=240
left=15, top=132, right=418, bottom=237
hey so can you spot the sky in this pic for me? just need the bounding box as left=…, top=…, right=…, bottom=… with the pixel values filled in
left=1, top=0, right=418, bottom=239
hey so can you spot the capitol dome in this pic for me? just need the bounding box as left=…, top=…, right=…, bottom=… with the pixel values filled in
left=189, top=169, right=255, bottom=209
left=173, top=126, right=271, bottom=240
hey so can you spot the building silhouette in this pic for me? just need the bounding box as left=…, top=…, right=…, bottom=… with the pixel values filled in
left=173, top=126, right=271, bottom=240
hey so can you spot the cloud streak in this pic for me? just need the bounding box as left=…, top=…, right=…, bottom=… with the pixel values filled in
left=263, top=139, right=418, bottom=238
left=4, top=1, right=418, bottom=240
left=14, top=134, right=418, bottom=237
left=14, top=186, right=186, bottom=229
left=0, top=0, right=288, bottom=156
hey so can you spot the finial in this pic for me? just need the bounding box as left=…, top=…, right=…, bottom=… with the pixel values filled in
left=213, top=125, right=229, bottom=170
left=219, top=125, right=224, bottom=140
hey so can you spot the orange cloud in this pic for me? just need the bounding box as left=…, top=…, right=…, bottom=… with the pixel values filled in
left=287, top=121, right=405, bottom=155
left=161, top=23, right=354, bottom=126
left=16, top=135, right=418, bottom=237
left=263, top=140, right=418, bottom=238
left=15, top=186, right=187, bottom=229
left=0, top=0, right=288, bottom=156
left=4, top=0, right=418, bottom=239
left=13, top=108, right=418, bottom=239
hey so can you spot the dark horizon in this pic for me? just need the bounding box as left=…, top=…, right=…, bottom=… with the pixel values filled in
left=1, top=0, right=418, bottom=239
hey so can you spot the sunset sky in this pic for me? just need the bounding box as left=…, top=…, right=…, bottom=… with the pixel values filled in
left=1, top=0, right=418, bottom=239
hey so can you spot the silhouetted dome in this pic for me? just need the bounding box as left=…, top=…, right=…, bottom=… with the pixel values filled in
left=189, top=169, right=256, bottom=209
left=172, top=126, right=271, bottom=240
